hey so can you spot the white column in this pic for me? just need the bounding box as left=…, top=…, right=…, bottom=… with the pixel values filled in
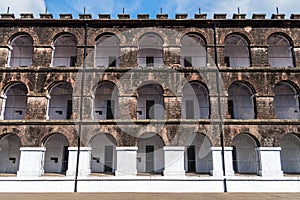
left=66, top=147, right=91, bottom=177
left=163, top=146, right=185, bottom=176
left=210, top=147, right=234, bottom=176
left=257, top=147, right=283, bottom=177
left=17, top=147, right=46, bottom=177
left=115, top=147, right=137, bottom=176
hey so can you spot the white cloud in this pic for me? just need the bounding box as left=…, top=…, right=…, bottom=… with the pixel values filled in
left=0, top=0, right=46, bottom=17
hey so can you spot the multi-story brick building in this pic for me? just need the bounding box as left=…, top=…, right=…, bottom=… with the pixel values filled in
left=0, top=12, right=299, bottom=192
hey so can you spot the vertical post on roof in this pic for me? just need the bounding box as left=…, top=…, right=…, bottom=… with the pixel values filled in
left=276, top=7, right=279, bottom=14
left=238, top=7, right=240, bottom=15
left=199, top=7, right=201, bottom=14
left=7, top=7, right=10, bottom=14
left=123, top=7, right=125, bottom=14
left=160, top=8, right=162, bottom=14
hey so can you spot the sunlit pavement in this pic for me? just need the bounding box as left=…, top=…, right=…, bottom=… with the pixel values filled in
left=0, top=193, right=299, bottom=200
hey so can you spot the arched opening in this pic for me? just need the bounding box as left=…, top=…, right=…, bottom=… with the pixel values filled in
left=228, top=82, right=256, bottom=119
left=8, top=34, right=33, bottom=67
left=137, top=133, right=164, bottom=173
left=274, top=82, right=299, bottom=119
left=95, top=34, right=120, bottom=67
left=44, top=133, right=69, bottom=174
left=0, top=134, right=21, bottom=174
left=52, top=34, right=77, bottom=67
left=184, top=133, right=212, bottom=173
left=93, top=82, right=118, bottom=120
left=232, top=133, right=259, bottom=174
left=181, top=34, right=207, bottom=67
left=182, top=82, right=209, bottom=119
left=138, top=33, right=163, bottom=67
left=224, top=34, right=250, bottom=67
left=90, top=133, right=117, bottom=173
left=280, top=134, right=300, bottom=174
left=2, top=83, right=28, bottom=120
left=136, top=84, right=164, bottom=119
left=268, top=34, right=294, bottom=67
left=48, top=82, right=73, bottom=120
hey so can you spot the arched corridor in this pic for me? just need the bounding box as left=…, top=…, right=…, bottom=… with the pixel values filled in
left=8, top=34, right=33, bottom=67
left=52, top=34, right=77, bottom=67
left=48, top=82, right=73, bottom=120
left=232, top=133, right=259, bottom=174
left=90, top=133, right=117, bottom=173
left=44, top=133, right=69, bottom=174
left=184, top=133, right=212, bottom=173
left=2, top=83, right=28, bottom=120
left=280, top=134, right=300, bottom=174
left=137, top=133, right=164, bottom=173
left=0, top=134, right=21, bottom=174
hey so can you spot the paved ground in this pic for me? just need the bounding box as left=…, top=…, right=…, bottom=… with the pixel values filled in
left=0, top=193, right=299, bottom=200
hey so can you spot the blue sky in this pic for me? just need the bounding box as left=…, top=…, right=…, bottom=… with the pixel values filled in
left=0, top=0, right=299, bottom=19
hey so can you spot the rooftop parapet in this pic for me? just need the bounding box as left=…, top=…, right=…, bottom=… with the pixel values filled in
left=156, top=14, right=168, bottom=19
left=0, top=13, right=15, bottom=18
left=137, top=14, right=149, bottom=19
left=175, top=14, right=188, bottom=19
left=233, top=13, right=246, bottom=19
left=118, top=14, right=130, bottom=19
left=0, top=12, right=299, bottom=20
left=195, top=14, right=207, bottom=19
left=271, top=13, right=285, bottom=19
left=214, top=13, right=226, bottom=19
left=252, top=13, right=266, bottom=19
left=59, top=14, right=73, bottom=19
left=20, top=13, right=34, bottom=19
left=98, top=14, right=111, bottom=19
left=40, top=14, right=53, bottom=19
left=290, top=14, right=300, bottom=19
left=79, top=14, right=92, bottom=19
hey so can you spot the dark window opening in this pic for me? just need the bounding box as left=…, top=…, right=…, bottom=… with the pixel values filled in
left=146, top=56, right=154, bottom=67
left=62, top=146, right=69, bottom=172
left=70, top=56, right=77, bottom=67
left=232, top=146, right=237, bottom=172
left=106, top=100, right=115, bottom=119
left=184, top=57, right=192, bottom=67
left=228, top=100, right=234, bottom=119
left=146, top=145, right=154, bottom=172
left=109, top=56, right=116, bottom=67
left=66, top=100, right=72, bottom=119
left=187, top=146, right=196, bottom=172
left=224, top=56, right=230, bottom=67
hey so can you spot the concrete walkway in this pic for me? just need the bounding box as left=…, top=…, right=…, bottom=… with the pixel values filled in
left=0, top=193, right=299, bottom=200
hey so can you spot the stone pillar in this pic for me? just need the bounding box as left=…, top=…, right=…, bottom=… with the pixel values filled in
left=163, top=146, right=185, bottom=176
left=163, top=46, right=180, bottom=67
left=17, top=147, right=46, bottom=177
left=120, top=46, right=138, bottom=68
left=256, top=147, right=283, bottom=177
left=118, top=96, right=136, bottom=119
left=115, top=147, right=137, bottom=176
left=26, top=95, right=48, bottom=120
left=164, top=96, right=181, bottom=119
left=256, top=96, right=276, bottom=119
left=210, top=147, right=234, bottom=176
left=66, top=147, right=91, bottom=177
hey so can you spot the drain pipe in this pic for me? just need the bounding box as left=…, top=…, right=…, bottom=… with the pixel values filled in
left=74, top=23, right=89, bottom=192
left=213, top=23, right=227, bottom=192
